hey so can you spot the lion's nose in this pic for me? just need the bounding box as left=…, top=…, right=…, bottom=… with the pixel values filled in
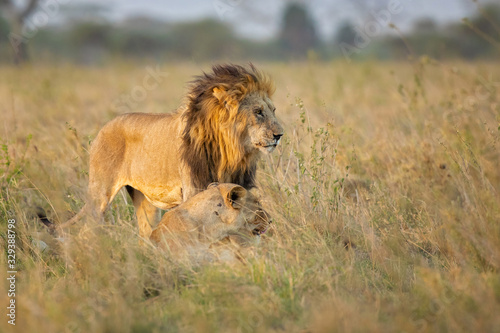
left=273, top=133, right=283, bottom=141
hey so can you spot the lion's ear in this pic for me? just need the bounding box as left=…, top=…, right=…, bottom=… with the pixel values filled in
left=220, top=184, right=247, bottom=210
left=212, top=87, right=228, bottom=104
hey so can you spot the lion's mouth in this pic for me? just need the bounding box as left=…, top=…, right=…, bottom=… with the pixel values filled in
left=251, top=211, right=271, bottom=235
left=252, top=226, right=268, bottom=235
left=256, top=143, right=278, bottom=153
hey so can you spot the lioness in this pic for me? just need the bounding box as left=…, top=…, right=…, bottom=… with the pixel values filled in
left=62, top=64, right=283, bottom=237
left=150, top=183, right=270, bottom=252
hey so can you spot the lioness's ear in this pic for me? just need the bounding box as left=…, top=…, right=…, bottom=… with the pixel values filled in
left=220, top=184, right=247, bottom=210
left=207, top=182, right=219, bottom=189
left=212, top=87, right=228, bottom=104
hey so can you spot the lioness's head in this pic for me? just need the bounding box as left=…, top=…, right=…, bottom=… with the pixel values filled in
left=150, top=183, right=271, bottom=248
left=203, top=183, right=271, bottom=237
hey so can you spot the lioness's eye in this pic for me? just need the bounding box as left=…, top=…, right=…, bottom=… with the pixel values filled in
left=254, top=108, right=263, bottom=116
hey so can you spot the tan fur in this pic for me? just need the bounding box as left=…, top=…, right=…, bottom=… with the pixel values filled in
left=150, top=183, right=270, bottom=252
left=61, top=64, right=283, bottom=238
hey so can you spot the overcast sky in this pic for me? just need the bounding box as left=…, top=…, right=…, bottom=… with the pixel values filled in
left=71, top=0, right=490, bottom=40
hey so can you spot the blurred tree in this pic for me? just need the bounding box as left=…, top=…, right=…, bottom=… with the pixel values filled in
left=0, top=0, right=39, bottom=64
left=70, top=22, right=111, bottom=47
left=117, top=31, right=170, bottom=58
left=334, top=21, right=357, bottom=45
left=60, top=4, right=117, bottom=64
left=109, top=16, right=171, bottom=58
left=0, top=10, right=9, bottom=61
left=2, top=1, right=497, bottom=63
left=59, top=3, right=111, bottom=25
left=373, top=4, right=500, bottom=61
left=413, top=18, right=438, bottom=34
left=408, top=18, right=450, bottom=59
left=169, top=19, right=239, bottom=60
left=278, top=3, right=319, bottom=58
left=0, top=8, right=8, bottom=41
left=444, top=3, right=500, bottom=59
left=463, top=3, right=500, bottom=55
left=68, top=22, right=113, bottom=64
left=470, top=3, right=500, bottom=40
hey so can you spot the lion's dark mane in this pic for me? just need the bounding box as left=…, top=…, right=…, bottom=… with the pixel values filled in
left=180, top=64, right=273, bottom=192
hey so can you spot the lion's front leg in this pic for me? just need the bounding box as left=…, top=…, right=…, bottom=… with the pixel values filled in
left=180, top=166, right=200, bottom=202
left=181, top=186, right=199, bottom=202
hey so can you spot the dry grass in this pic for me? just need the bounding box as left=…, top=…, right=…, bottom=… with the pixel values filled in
left=1, top=59, right=499, bottom=332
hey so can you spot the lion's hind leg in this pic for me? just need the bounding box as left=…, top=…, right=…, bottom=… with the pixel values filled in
left=84, top=178, right=125, bottom=223
left=53, top=181, right=122, bottom=229
left=126, top=187, right=158, bottom=239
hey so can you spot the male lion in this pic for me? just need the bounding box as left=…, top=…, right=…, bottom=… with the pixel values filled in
left=150, top=183, right=270, bottom=252
left=62, top=64, right=283, bottom=238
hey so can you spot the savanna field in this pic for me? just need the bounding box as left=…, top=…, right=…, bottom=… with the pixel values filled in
left=1, top=59, right=499, bottom=332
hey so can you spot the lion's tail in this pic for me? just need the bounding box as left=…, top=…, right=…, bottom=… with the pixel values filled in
left=37, top=204, right=89, bottom=231
left=57, top=204, right=89, bottom=229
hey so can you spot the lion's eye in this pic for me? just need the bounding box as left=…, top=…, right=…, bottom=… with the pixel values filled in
left=254, top=108, right=263, bottom=116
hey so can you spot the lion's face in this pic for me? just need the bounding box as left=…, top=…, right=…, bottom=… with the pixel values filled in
left=241, top=92, right=284, bottom=154
left=184, top=65, right=282, bottom=190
